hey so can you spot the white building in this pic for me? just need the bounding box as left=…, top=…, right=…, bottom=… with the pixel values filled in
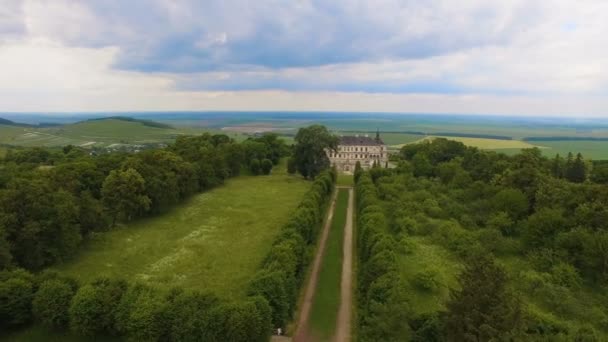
left=327, top=131, right=388, bottom=173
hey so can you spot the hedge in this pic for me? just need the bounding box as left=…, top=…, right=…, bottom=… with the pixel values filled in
left=248, top=168, right=336, bottom=328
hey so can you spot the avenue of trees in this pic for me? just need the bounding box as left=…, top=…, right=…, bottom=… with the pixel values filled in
left=356, top=138, right=608, bottom=341
left=0, top=133, right=288, bottom=271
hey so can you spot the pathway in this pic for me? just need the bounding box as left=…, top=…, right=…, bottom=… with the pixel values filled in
left=335, top=187, right=354, bottom=342
left=292, top=186, right=355, bottom=342
left=293, top=190, right=338, bottom=342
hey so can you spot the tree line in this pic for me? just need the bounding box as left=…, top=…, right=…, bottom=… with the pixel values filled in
left=0, top=133, right=288, bottom=271
left=354, top=138, right=608, bottom=341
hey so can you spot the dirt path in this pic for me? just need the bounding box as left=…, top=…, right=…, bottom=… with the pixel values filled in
left=335, top=187, right=354, bottom=342
left=293, top=190, right=338, bottom=342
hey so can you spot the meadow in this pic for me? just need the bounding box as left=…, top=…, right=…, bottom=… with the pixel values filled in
left=309, top=189, right=349, bottom=341
left=53, top=169, right=308, bottom=299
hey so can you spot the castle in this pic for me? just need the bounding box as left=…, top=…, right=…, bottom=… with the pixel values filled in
left=327, top=131, right=388, bottom=173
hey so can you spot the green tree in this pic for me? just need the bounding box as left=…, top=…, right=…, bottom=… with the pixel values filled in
left=590, top=163, right=608, bottom=184
left=69, top=278, right=127, bottom=336
left=293, top=125, right=338, bottom=179
left=32, top=279, right=75, bottom=328
left=412, top=153, right=433, bottom=177
left=249, top=159, right=261, bottom=175
left=101, top=168, right=151, bottom=226
left=551, top=154, right=564, bottom=178
left=261, top=158, right=273, bottom=175
left=0, top=274, right=34, bottom=327
left=566, top=153, right=587, bottom=183
left=445, top=256, right=522, bottom=341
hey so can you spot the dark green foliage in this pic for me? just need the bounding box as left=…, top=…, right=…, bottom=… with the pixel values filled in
left=293, top=125, right=338, bottom=179
left=249, top=158, right=261, bottom=175
left=0, top=269, right=34, bottom=328
left=32, top=279, right=75, bottom=329
left=445, top=256, right=523, bottom=341
left=287, top=157, right=297, bottom=174
left=69, top=278, right=127, bottom=336
left=565, top=153, right=587, bottom=183
left=261, top=158, right=273, bottom=175
left=101, top=168, right=151, bottom=225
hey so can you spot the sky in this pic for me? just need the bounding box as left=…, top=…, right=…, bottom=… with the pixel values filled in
left=0, top=0, right=607, bottom=117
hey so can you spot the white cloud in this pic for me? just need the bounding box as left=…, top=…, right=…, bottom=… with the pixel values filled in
left=0, top=0, right=606, bottom=116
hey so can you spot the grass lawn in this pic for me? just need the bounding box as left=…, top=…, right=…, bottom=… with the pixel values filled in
left=53, top=169, right=309, bottom=299
left=309, top=189, right=349, bottom=341
left=337, top=173, right=354, bottom=187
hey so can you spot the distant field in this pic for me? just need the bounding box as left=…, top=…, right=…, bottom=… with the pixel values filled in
left=390, top=135, right=543, bottom=150
left=0, top=119, right=270, bottom=148
left=537, top=140, right=608, bottom=160
left=54, top=168, right=308, bottom=298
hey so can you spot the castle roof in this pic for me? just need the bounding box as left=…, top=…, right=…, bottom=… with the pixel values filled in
left=339, top=135, right=384, bottom=146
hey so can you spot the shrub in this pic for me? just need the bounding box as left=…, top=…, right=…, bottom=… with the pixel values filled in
left=412, top=269, right=442, bottom=292
left=32, top=279, right=75, bottom=329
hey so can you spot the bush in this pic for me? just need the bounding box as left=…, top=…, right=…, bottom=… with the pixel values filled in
left=412, top=269, right=442, bottom=292
left=32, top=279, right=75, bottom=329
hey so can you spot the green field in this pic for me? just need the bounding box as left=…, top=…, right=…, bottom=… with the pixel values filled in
left=53, top=168, right=308, bottom=298
left=309, top=189, right=349, bottom=340
left=0, top=120, right=252, bottom=148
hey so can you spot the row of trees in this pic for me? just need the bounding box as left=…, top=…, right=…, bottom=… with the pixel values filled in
left=0, top=268, right=272, bottom=341
left=0, top=133, right=287, bottom=271
left=248, top=168, right=336, bottom=328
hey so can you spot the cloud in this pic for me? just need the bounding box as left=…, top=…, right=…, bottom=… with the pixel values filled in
left=0, top=0, right=606, bottom=115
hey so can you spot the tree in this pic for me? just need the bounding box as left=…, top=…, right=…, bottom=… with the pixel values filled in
left=293, top=125, right=338, bottom=179
left=566, top=153, right=587, bottom=183
left=0, top=273, right=34, bottom=327
left=261, top=159, right=273, bottom=175
left=32, top=279, right=75, bottom=328
left=69, top=278, right=127, bottom=336
left=101, top=168, right=151, bottom=226
left=590, top=163, right=608, bottom=184
left=551, top=154, right=564, bottom=178
left=445, top=256, right=522, bottom=341
left=412, top=153, right=433, bottom=177
left=249, top=159, right=261, bottom=175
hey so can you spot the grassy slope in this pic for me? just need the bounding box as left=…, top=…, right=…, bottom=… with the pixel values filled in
left=399, top=237, right=462, bottom=315
left=54, top=168, right=308, bottom=298
left=309, top=189, right=349, bottom=340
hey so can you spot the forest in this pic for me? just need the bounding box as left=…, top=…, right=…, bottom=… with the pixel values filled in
left=355, top=138, right=608, bottom=341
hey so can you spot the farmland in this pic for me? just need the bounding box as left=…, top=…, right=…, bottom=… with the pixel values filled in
left=53, top=168, right=308, bottom=298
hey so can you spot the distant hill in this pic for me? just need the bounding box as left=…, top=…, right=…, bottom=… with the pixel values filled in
left=84, top=116, right=173, bottom=129
left=0, top=117, right=30, bottom=127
